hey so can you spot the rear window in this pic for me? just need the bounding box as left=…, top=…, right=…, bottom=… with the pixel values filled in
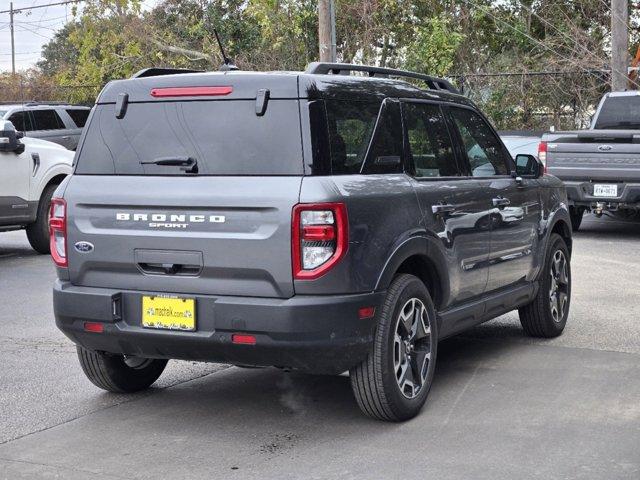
left=32, top=109, right=64, bottom=130
left=594, top=96, right=640, bottom=129
left=75, top=100, right=304, bottom=175
left=66, top=108, right=90, bottom=128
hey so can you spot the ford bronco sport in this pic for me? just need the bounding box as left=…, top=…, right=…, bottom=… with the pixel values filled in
left=52, top=63, right=573, bottom=421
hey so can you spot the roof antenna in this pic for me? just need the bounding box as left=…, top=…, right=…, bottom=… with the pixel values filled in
left=213, top=29, right=239, bottom=71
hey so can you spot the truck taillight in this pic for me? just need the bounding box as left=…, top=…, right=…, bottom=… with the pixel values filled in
left=538, top=141, right=548, bottom=173
left=292, top=203, right=348, bottom=280
left=49, top=198, right=67, bottom=267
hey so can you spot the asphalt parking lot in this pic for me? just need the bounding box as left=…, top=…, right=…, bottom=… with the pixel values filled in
left=0, top=214, right=639, bottom=480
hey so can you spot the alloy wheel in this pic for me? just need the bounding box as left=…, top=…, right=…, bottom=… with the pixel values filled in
left=548, top=250, right=569, bottom=322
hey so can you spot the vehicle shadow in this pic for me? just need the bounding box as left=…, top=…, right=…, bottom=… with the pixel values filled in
left=124, top=334, right=525, bottom=438
left=577, top=213, right=640, bottom=238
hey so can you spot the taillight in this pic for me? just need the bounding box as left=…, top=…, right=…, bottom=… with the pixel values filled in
left=292, top=203, right=348, bottom=280
left=538, top=141, right=548, bottom=174
left=49, top=198, right=67, bottom=267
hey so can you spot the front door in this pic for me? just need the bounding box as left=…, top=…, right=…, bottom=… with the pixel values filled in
left=447, top=106, right=540, bottom=292
left=402, top=101, right=495, bottom=307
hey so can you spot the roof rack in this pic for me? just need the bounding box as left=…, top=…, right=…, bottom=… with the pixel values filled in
left=305, top=62, right=460, bottom=95
left=131, top=67, right=204, bottom=79
left=23, top=101, right=75, bottom=107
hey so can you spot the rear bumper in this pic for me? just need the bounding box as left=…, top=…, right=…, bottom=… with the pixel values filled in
left=564, top=181, right=640, bottom=210
left=53, top=280, right=384, bottom=374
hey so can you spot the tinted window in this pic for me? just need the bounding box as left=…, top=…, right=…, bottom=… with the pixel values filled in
left=362, top=100, right=404, bottom=175
left=594, top=96, right=640, bottom=129
left=32, top=109, right=64, bottom=130
left=7, top=111, right=34, bottom=132
left=76, top=100, right=303, bottom=175
left=450, top=108, right=508, bottom=177
left=66, top=109, right=90, bottom=128
left=403, top=103, right=459, bottom=177
left=326, top=100, right=379, bottom=174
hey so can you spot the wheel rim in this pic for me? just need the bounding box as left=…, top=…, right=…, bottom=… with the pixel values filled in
left=393, top=298, right=432, bottom=399
left=548, top=250, right=569, bottom=323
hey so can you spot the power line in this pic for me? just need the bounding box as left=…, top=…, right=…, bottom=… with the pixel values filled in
left=0, top=1, right=82, bottom=15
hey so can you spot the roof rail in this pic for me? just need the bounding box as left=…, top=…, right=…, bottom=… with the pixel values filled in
left=131, top=67, right=205, bottom=79
left=305, top=62, right=460, bottom=94
left=23, top=101, right=74, bottom=107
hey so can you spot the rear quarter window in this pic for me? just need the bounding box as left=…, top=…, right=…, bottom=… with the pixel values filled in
left=75, top=100, right=304, bottom=176
left=66, top=109, right=90, bottom=128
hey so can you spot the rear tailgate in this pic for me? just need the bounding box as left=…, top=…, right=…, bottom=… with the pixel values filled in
left=64, top=175, right=301, bottom=298
left=546, top=130, right=640, bottom=182
left=64, top=72, right=304, bottom=298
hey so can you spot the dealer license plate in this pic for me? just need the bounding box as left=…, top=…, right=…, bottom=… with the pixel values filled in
left=593, top=184, right=618, bottom=198
left=142, top=295, right=196, bottom=331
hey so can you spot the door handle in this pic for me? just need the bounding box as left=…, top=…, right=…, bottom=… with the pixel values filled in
left=492, top=197, right=511, bottom=208
left=431, top=203, right=457, bottom=214
left=62, top=136, right=70, bottom=140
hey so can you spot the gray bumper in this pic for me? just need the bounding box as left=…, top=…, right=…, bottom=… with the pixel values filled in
left=564, top=181, right=640, bottom=210
left=53, top=280, right=384, bottom=374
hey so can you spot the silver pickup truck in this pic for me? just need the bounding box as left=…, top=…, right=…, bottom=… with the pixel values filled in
left=541, top=91, right=640, bottom=230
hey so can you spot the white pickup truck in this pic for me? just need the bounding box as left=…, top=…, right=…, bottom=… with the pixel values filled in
left=0, top=120, right=74, bottom=253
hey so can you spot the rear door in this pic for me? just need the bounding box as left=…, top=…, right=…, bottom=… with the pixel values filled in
left=66, top=93, right=304, bottom=299
left=448, top=106, right=540, bottom=292
left=402, top=101, right=494, bottom=305
left=30, top=109, right=69, bottom=148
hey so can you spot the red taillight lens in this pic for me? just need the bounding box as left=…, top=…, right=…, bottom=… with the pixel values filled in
left=150, top=86, right=233, bottom=97
left=49, top=198, right=67, bottom=267
left=84, top=322, right=104, bottom=333
left=538, top=141, right=548, bottom=174
left=232, top=334, right=256, bottom=345
left=292, top=203, right=348, bottom=280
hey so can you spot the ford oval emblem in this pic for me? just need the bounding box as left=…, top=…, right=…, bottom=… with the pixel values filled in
left=74, top=241, right=94, bottom=253
left=598, top=145, right=613, bottom=151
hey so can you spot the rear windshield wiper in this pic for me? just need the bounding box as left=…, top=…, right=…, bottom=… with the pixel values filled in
left=140, top=156, right=198, bottom=174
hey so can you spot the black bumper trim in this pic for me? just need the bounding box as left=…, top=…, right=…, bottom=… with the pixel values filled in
left=54, top=280, right=384, bottom=374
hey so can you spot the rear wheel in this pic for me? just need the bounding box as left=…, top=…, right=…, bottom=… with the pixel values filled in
left=569, top=207, right=584, bottom=232
left=77, top=346, right=168, bottom=393
left=350, top=274, right=437, bottom=422
left=519, top=233, right=571, bottom=338
left=26, top=183, right=58, bottom=254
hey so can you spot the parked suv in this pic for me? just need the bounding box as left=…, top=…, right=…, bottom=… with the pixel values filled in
left=52, top=63, right=573, bottom=421
left=0, top=121, right=74, bottom=252
left=0, top=102, right=91, bottom=150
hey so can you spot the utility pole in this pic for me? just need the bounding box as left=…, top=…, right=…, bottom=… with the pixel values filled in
left=318, top=0, right=336, bottom=62
left=611, top=0, right=629, bottom=91
left=9, top=2, right=15, bottom=75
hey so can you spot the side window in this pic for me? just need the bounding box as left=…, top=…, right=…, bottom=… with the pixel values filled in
left=32, top=109, right=64, bottom=131
left=362, top=100, right=403, bottom=174
left=325, top=100, right=379, bottom=174
left=66, top=109, right=90, bottom=128
left=403, top=102, right=459, bottom=177
left=7, top=111, right=33, bottom=132
left=450, top=107, right=509, bottom=177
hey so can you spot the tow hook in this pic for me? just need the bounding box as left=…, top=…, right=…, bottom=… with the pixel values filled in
left=594, top=202, right=605, bottom=217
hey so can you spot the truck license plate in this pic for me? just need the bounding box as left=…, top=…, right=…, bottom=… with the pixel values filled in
left=142, top=295, right=196, bottom=331
left=593, top=184, right=617, bottom=197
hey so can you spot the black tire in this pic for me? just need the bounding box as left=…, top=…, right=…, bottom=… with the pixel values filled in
left=77, top=346, right=168, bottom=393
left=26, top=183, right=58, bottom=254
left=519, top=233, right=571, bottom=338
left=350, top=274, right=438, bottom=422
left=569, top=207, right=584, bottom=232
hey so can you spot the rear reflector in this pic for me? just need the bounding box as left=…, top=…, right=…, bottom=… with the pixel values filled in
left=84, top=322, right=104, bottom=333
left=358, top=307, right=376, bottom=319
left=150, top=86, right=233, bottom=98
left=232, top=334, right=256, bottom=345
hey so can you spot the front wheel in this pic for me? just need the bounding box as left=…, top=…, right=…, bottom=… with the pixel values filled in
left=26, top=183, right=58, bottom=254
left=77, top=346, right=168, bottom=393
left=350, top=274, right=437, bottom=422
left=519, top=233, right=571, bottom=338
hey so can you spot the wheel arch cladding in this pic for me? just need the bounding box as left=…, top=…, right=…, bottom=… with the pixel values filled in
left=375, top=236, right=449, bottom=311
left=551, top=219, right=572, bottom=255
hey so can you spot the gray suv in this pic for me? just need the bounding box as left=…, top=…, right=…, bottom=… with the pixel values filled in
left=52, top=63, right=573, bottom=421
left=0, top=103, right=90, bottom=150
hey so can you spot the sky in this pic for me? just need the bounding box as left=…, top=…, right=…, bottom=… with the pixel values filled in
left=0, top=0, right=157, bottom=72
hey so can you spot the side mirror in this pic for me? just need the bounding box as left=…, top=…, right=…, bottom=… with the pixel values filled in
left=514, top=154, right=542, bottom=178
left=0, top=121, right=25, bottom=154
